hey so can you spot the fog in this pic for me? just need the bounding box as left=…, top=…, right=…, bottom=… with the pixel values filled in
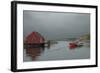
left=23, top=11, right=90, bottom=40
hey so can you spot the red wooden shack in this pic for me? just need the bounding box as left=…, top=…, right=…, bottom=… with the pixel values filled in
left=24, top=32, right=45, bottom=60
left=24, top=32, right=45, bottom=44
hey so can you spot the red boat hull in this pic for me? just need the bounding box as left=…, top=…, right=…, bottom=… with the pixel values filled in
left=69, top=43, right=78, bottom=49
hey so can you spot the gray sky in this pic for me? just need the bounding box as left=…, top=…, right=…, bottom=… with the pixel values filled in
left=23, top=10, right=90, bottom=40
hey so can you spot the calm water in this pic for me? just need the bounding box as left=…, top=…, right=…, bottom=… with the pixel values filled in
left=23, top=41, right=90, bottom=62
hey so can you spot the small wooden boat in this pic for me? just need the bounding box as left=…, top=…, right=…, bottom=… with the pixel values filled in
left=69, top=42, right=78, bottom=49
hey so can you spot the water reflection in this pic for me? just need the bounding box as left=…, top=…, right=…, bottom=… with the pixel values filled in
left=24, top=41, right=57, bottom=61
left=25, top=48, right=44, bottom=61
left=24, top=41, right=90, bottom=62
